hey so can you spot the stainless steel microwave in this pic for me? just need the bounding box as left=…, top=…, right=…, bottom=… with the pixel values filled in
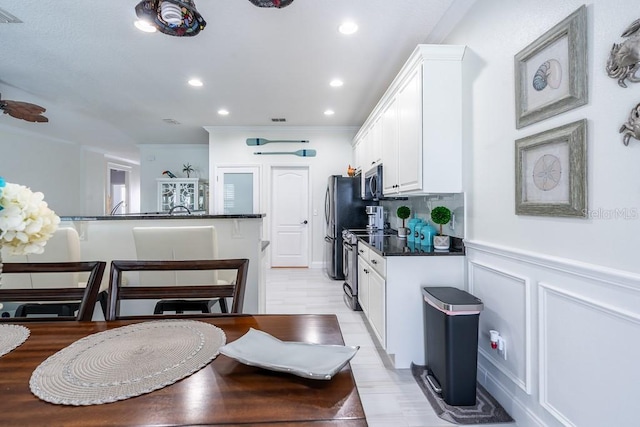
left=363, top=165, right=383, bottom=200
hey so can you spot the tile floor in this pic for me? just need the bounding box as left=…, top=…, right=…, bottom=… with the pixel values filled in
left=265, top=267, right=512, bottom=427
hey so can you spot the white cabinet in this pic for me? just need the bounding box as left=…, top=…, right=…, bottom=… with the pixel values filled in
left=370, top=116, right=383, bottom=168
left=396, top=66, right=423, bottom=192
left=357, top=240, right=465, bottom=369
left=354, top=44, right=466, bottom=196
left=357, top=243, right=386, bottom=347
left=157, top=178, right=207, bottom=212
left=382, top=97, right=399, bottom=194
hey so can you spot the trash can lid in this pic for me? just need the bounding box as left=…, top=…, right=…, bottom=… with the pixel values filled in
left=422, top=287, right=483, bottom=314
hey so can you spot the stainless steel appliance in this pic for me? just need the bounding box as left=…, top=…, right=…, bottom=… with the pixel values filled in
left=342, top=229, right=361, bottom=310
left=366, top=205, right=384, bottom=231
left=324, top=176, right=368, bottom=280
left=363, top=164, right=383, bottom=201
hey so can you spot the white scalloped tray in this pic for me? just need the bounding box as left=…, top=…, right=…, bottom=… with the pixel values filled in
left=219, top=328, right=359, bottom=380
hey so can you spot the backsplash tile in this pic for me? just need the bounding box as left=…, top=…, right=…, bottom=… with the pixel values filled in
left=381, top=193, right=464, bottom=239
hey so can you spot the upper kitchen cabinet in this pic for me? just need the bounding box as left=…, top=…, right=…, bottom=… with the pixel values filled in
left=353, top=112, right=384, bottom=174
left=354, top=44, right=466, bottom=195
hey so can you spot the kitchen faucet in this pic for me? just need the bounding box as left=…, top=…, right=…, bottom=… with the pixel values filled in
left=110, top=200, right=125, bottom=215
left=169, top=205, right=192, bottom=215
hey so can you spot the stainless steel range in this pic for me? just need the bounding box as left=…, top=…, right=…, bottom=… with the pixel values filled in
left=342, top=229, right=362, bottom=310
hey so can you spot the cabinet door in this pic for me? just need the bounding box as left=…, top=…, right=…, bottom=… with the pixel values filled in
left=370, top=116, right=383, bottom=167
left=381, top=97, right=399, bottom=194
left=397, top=66, right=423, bottom=192
left=368, top=268, right=386, bottom=348
left=353, top=139, right=363, bottom=174
left=157, top=179, right=199, bottom=212
left=357, top=256, right=369, bottom=316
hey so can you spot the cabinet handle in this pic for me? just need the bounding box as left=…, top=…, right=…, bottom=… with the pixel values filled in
left=364, top=268, right=369, bottom=274
left=358, top=249, right=364, bottom=254
left=371, top=259, right=377, bottom=264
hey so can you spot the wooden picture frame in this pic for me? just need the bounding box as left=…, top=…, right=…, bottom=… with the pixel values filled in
left=515, top=119, right=587, bottom=217
left=514, top=5, right=588, bottom=129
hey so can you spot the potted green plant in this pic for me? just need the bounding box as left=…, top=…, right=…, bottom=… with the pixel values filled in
left=396, top=205, right=411, bottom=238
left=430, top=206, right=452, bottom=249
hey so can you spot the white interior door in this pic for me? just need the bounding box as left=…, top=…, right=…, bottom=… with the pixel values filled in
left=271, top=166, right=310, bottom=268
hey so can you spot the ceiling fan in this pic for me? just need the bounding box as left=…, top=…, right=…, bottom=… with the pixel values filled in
left=0, top=93, right=48, bottom=123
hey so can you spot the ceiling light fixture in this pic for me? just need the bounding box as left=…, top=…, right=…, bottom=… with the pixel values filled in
left=338, top=21, right=358, bottom=35
left=248, top=0, right=294, bottom=8
left=188, top=78, right=203, bottom=87
left=217, top=109, right=229, bottom=116
left=329, top=79, right=344, bottom=87
left=135, top=0, right=206, bottom=37
left=324, top=109, right=335, bottom=116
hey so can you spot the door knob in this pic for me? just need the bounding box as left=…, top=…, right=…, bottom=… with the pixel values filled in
left=301, top=220, right=308, bottom=224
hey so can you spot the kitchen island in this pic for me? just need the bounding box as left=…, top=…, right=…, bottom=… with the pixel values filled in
left=357, top=232, right=465, bottom=368
left=60, top=214, right=267, bottom=314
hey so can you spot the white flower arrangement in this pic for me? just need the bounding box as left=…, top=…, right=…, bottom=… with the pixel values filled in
left=0, top=177, right=60, bottom=255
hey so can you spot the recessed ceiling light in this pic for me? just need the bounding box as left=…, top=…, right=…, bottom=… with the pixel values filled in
left=324, top=109, right=335, bottom=116
left=188, top=78, right=203, bottom=87
left=330, top=79, right=344, bottom=87
left=134, top=19, right=156, bottom=33
left=218, top=109, right=229, bottom=116
left=338, top=21, right=358, bottom=35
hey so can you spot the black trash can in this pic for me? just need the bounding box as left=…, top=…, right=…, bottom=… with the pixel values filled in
left=422, top=286, right=483, bottom=406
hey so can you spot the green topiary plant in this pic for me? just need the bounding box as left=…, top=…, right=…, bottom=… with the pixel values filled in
left=430, top=206, right=451, bottom=236
left=396, top=205, right=411, bottom=228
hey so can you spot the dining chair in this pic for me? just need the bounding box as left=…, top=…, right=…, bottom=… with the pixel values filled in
left=0, top=261, right=106, bottom=322
left=105, top=258, right=249, bottom=321
left=132, top=226, right=236, bottom=314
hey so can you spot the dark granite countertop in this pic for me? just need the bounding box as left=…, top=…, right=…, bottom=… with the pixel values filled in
left=60, top=213, right=266, bottom=221
left=357, top=232, right=465, bottom=257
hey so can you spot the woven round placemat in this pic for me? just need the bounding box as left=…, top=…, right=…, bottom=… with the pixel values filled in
left=30, top=319, right=225, bottom=406
left=0, top=324, right=30, bottom=357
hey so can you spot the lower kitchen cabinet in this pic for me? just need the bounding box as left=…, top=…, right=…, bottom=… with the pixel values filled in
left=358, top=252, right=386, bottom=347
left=367, top=268, right=386, bottom=347
left=357, top=240, right=465, bottom=368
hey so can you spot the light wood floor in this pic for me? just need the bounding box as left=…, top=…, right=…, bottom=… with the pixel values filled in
left=265, top=267, right=455, bottom=427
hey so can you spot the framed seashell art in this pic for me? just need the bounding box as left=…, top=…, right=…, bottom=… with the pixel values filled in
left=514, top=5, right=588, bottom=129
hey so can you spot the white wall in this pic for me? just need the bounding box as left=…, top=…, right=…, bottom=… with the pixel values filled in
left=445, top=1, right=640, bottom=426
left=0, top=124, right=139, bottom=216
left=0, top=125, right=81, bottom=215
left=138, top=144, right=209, bottom=213
left=205, top=126, right=357, bottom=268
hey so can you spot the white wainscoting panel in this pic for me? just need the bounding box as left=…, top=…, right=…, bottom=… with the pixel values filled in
left=466, top=240, right=640, bottom=427
left=469, top=260, right=532, bottom=394
left=539, top=283, right=640, bottom=427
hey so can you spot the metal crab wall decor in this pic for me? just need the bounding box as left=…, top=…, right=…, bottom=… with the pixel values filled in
left=606, top=19, right=640, bottom=88
left=619, top=102, right=640, bottom=146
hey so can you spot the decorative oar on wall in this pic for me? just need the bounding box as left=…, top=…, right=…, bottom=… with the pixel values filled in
left=254, top=149, right=316, bottom=157
left=246, top=138, right=309, bottom=146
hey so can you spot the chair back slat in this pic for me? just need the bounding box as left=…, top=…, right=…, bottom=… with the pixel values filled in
left=0, top=261, right=106, bottom=321
left=107, top=259, right=249, bottom=321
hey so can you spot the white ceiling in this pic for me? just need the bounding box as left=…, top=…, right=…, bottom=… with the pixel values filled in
left=0, top=0, right=471, bottom=160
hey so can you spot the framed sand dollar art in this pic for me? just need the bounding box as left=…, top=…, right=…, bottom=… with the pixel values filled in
left=515, top=119, right=587, bottom=217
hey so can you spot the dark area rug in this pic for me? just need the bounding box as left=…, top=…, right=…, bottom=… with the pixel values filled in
left=411, top=363, right=514, bottom=425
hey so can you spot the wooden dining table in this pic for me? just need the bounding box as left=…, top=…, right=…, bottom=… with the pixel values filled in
left=0, top=314, right=367, bottom=426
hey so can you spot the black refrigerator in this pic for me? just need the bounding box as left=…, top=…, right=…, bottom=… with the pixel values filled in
left=324, top=175, right=368, bottom=280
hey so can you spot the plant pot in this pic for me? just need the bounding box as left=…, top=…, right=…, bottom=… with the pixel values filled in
left=433, top=235, right=450, bottom=250
left=397, top=227, right=408, bottom=238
